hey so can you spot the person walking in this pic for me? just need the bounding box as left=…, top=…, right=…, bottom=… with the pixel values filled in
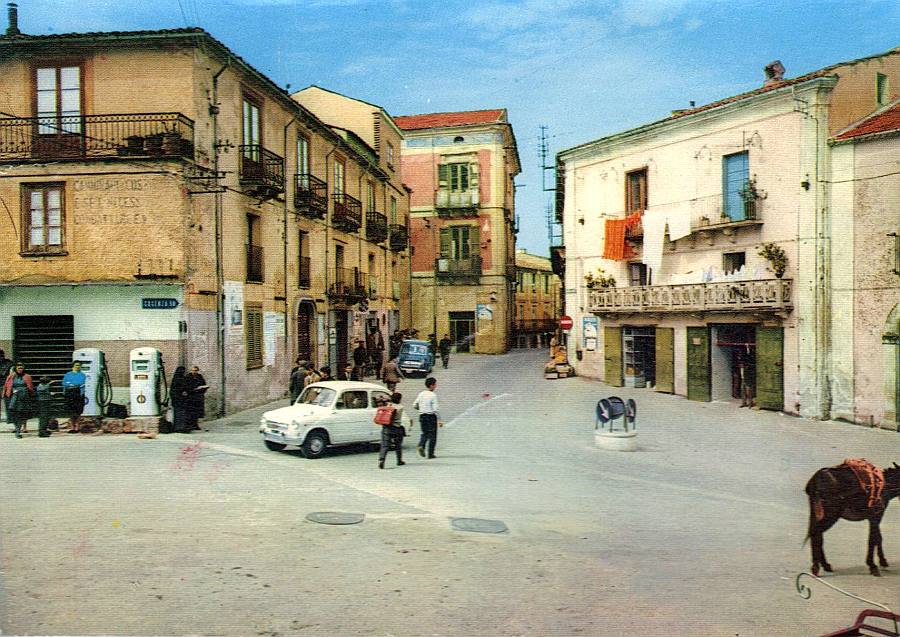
left=413, top=377, right=440, bottom=459
left=289, top=360, right=307, bottom=404
left=184, top=366, right=208, bottom=431
left=170, top=366, right=189, bottom=432
left=4, top=362, right=35, bottom=439
left=36, top=376, right=53, bottom=437
left=377, top=392, right=406, bottom=469
left=352, top=341, right=368, bottom=377
left=62, top=360, right=87, bottom=433
left=380, top=356, right=404, bottom=393
left=0, top=350, right=13, bottom=423
left=438, top=334, right=452, bottom=369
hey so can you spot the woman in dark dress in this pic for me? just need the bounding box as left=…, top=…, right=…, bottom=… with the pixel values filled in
left=170, top=366, right=189, bottom=433
left=184, top=366, right=208, bottom=431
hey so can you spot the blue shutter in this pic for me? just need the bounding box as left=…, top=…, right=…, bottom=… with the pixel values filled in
left=723, top=152, right=749, bottom=221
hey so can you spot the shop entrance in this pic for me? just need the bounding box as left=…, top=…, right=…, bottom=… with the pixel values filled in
left=711, top=324, right=756, bottom=405
left=296, top=302, right=316, bottom=366
left=449, top=311, right=475, bottom=353
left=623, top=326, right=656, bottom=388
left=13, top=315, right=75, bottom=414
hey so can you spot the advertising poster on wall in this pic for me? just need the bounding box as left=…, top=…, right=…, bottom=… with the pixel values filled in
left=583, top=316, right=599, bottom=351
left=263, top=312, right=284, bottom=367
left=223, top=281, right=243, bottom=335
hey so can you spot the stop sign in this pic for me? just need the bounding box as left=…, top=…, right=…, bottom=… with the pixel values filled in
left=559, top=315, right=573, bottom=330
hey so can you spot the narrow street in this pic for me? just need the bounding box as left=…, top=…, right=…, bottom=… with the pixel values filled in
left=1, top=349, right=897, bottom=636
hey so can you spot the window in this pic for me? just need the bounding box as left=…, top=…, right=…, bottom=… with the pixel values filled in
left=723, top=251, right=746, bottom=275
left=366, top=181, right=376, bottom=212
left=337, top=390, right=368, bottom=410
left=245, top=304, right=263, bottom=369
left=335, top=243, right=344, bottom=270
left=439, top=225, right=479, bottom=259
left=22, top=184, right=65, bottom=254
left=386, top=142, right=395, bottom=169
left=36, top=65, right=81, bottom=135
left=516, top=271, right=523, bottom=292
left=333, top=157, right=345, bottom=195
left=625, top=168, right=648, bottom=213
left=877, top=73, right=890, bottom=106
left=543, top=273, right=549, bottom=293
left=629, top=263, right=648, bottom=286
left=390, top=196, right=397, bottom=225
left=298, top=230, right=310, bottom=288
left=722, top=151, right=750, bottom=221
left=246, top=214, right=263, bottom=282
left=242, top=96, right=261, bottom=147
left=297, top=134, right=310, bottom=178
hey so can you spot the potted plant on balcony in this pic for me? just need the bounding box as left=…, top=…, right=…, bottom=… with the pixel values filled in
left=584, top=269, right=616, bottom=289
left=739, top=178, right=764, bottom=219
left=758, top=242, right=787, bottom=278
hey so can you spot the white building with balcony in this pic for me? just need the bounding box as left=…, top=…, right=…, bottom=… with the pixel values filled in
left=558, top=47, right=900, bottom=425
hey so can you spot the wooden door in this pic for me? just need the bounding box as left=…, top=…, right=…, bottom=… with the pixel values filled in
left=604, top=326, right=623, bottom=387
left=655, top=327, right=674, bottom=393
left=686, top=326, right=711, bottom=402
left=755, top=326, right=784, bottom=410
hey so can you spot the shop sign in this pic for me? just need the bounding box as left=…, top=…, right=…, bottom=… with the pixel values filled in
left=141, top=298, right=179, bottom=310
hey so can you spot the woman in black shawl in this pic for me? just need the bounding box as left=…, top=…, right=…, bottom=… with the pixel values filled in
left=184, top=366, right=208, bottom=431
left=170, top=366, right=188, bottom=433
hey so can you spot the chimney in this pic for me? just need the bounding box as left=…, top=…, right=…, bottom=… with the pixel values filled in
left=764, top=60, right=785, bottom=86
left=6, top=2, right=20, bottom=36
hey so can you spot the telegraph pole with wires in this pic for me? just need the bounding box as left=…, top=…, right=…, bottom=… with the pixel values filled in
left=539, top=125, right=562, bottom=249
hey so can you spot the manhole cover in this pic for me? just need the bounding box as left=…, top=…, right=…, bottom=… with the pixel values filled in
left=450, top=518, right=508, bottom=534
left=305, top=512, right=365, bottom=525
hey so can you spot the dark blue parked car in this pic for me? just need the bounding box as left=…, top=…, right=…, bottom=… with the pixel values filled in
left=397, top=339, right=434, bottom=377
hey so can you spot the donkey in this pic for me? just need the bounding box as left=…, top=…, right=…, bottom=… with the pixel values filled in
left=805, top=462, right=900, bottom=576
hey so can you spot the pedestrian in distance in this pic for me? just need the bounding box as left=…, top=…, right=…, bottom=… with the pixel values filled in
left=380, top=356, right=404, bottom=393
left=303, top=364, right=321, bottom=387
left=62, top=360, right=87, bottom=433
left=36, top=376, right=53, bottom=437
left=376, top=392, right=406, bottom=469
left=413, top=376, right=441, bottom=459
left=289, top=360, right=308, bottom=404
left=184, top=366, right=208, bottom=431
left=318, top=366, right=333, bottom=382
left=0, top=349, right=13, bottom=423
left=3, top=362, right=35, bottom=439
left=169, top=366, right=190, bottom=432
left=338, top=363, right=355, bottom=381
left=353, top=341, right=368, bottom=377
left=439, top=334, right=452, bottom=369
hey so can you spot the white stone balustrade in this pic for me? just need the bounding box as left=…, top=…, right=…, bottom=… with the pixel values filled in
left=587, top=278, right=792, bottom=314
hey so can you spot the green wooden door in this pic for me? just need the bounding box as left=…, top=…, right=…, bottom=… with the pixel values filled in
left=604, top=326, right=623, bottom=387
left=686, top=326, right=711, bottom=402
left=755, top=326, right=784, bottom=411
left=655, top=327, right=674, bottom=393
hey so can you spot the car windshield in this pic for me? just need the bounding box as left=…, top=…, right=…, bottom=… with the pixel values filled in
left=298, top=386, right=335, bottom=406
left=401, top=343, right=428, bottom=356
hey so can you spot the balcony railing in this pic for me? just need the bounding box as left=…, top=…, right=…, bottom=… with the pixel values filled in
left=332, top=193, right=362, bottom=233
left=327, top=267, right=368, bottom=303
left=689, top=193, right=762, bottom=230
left=435, top=256, right=482, bottom=280
left=436, top=189, right=479, bottom=216
left=389, top=224, right=409, bottom=252
left=0, top=112, right=194, bottom=161
left=514, top=318, right=558, bottom=332
left=239, top=145, right=285, bottom=194
left=246, top=244, right=264, bottom=283
left=298, top=256, right=311, bottom=288
left=295, top=173, right=328, bottom=219
left=587, top=278, right=792, bottom=315
left=366, top=210, right=388, bottom=244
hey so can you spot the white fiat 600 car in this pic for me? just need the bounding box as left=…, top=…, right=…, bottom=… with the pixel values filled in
left=259, top=381, right=413, bottom=458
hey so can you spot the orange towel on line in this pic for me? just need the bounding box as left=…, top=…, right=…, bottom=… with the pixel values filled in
left=602, top=212, right=642, bottom=261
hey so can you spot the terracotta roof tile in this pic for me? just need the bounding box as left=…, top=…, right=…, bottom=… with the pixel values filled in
left=834, top=101, right=900, bottom=141
left=394, top=109, right=506, bottom=131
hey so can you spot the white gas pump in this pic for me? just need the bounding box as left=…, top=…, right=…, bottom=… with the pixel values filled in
left=129, top=348, right=168, bottom=417
left=72, top=348, right=112, bottom=417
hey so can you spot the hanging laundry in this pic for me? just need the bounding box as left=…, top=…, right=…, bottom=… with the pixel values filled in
left=666, top=207, right=692, bottom=240
left=602, top=218, right=635, bottom=260
left=641, top=210, right=666, bottom=274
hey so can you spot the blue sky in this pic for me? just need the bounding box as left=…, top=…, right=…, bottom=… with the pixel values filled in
left=14, top=0, right=900, bottom=255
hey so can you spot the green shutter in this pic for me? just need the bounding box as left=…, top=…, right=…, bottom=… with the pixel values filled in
left=439, top=227, right=450, bottom=258
left=755, top=327, right=784, bottom=410
left=604, top=326, right=623, bottom=387
left=469, top=162, right=479, bottom=189
left=438, top=163, right=449, bottom=189
left=655, top=327, right=674, bottom=393
left=469, top=224, right=480, bottom=261
left=686, top=327, right=711, bottom=401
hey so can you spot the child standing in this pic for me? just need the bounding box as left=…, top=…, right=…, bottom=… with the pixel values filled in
left=36, top=376, right=53, bottom=437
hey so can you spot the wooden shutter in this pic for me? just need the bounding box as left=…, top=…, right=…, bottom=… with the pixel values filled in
left=246, top=306, right=263, bottom=369
left=439, top=227, right=451, bottom=258
left=438, top=163, right=449, bottom=189
left=755, top=326, right=784, bottom=410
left=604, top=326, right=623, bottom=387
left=469, top=224, right=480, bottom=261
left=469, top=162, right=479, bottom=189
left=686, top=326, right=711, bottom=401
left=655, top=327, right=674, bottom=393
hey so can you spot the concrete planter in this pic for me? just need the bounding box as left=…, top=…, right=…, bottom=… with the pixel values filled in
left=594, top=429, right=638, bottom=452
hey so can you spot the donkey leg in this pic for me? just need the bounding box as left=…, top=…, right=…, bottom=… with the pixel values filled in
left=813, top=517, right=838, bottom=573
left=866, top=519, right=882, bottom=576
left=872, top=519, right=888, bottom=568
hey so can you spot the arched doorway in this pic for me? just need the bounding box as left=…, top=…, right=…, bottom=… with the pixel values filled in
left=297, top=301, right=316, bottom=366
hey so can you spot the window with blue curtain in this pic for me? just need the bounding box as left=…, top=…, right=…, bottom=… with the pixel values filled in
left=722, top=151, right=749, bottom=221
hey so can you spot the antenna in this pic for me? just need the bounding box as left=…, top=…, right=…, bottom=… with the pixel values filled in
left=539, top=125, right=563, bottom=248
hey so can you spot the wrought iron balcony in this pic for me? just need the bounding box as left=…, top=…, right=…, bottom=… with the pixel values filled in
left=295, top=173, right=327, bottom=219
left=587, top=278, right=792, bottom=315
left=327, top=267, right=367, bottom=303
left=246, top=244, right=264, bottom=283
left=366, top=210, right=388, bottom=244
left=298, top=256, right=311, bottom=289
left=435, top=256, right=482, bottom=281
left=332, top=193, right=362, bottom=233
left=436, top=189, right=479, bottom=216
left=689, top=193, right=763, bottom=231
left=389, top=224, right=409, bottom=252
left=239, top=145, right=285, bottom=194
left=0, top=112, right=194, bottom=162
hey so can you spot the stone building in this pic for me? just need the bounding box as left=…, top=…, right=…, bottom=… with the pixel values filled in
left=513, top=249, right=561, bottom=348
left=395, top=109, right=520, bottom=354
left=0, top=14, right=410, bottom=414
left=557, top=47, right=899, bottom=427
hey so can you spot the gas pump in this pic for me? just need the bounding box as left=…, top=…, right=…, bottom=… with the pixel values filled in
left=72, top=348, right=113, bottom=417
left=129, top=348, right=168, bottom=417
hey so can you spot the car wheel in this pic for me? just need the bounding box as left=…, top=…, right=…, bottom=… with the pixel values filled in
left=302, top=430, right=328, bottom=459
left=264, top=440, right=286, bottom=451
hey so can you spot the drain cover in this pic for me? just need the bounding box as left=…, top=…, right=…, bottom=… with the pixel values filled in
left=450, top=518, right=508, bottom=534
left=305, top=512, right=365, bottom=525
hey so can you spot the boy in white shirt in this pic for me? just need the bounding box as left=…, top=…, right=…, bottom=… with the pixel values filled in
left=412, top=377, right=440, bottom=458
